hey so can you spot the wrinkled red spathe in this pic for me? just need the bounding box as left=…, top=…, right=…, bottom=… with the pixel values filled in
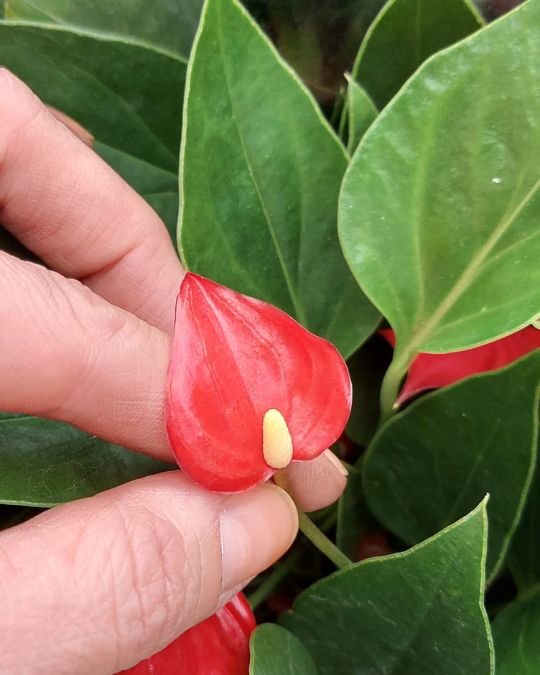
left=167, top=273, right=352, bottom=492
left=381, top=326, right=540, bottom=404
left=119, top=592, right=256, bottom=674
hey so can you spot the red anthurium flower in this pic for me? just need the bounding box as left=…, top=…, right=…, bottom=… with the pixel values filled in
left=357, top=531, right=392, bottom=562
left=167, top=273, right=352, bottom=492
left=266, top=593, right=294, bottom=617
left=120, top=593, right=256, bottom=675
left=381, top=326, right=540, bottom=405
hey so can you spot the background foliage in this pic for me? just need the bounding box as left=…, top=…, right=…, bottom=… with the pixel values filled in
left=0, top=0, right=538, bottom=672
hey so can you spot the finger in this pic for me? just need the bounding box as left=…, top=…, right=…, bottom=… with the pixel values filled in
left=0, top=69, right=347, bottom=502
left=0, top=473, right=298, bottom=674
left=0, top=251, right=351, bottom=512
left=47, top=106, right=94, bottom=147
left=0, top=252, right=171, bottom=458
left=0, top=68, right=182, bottom=334
left=276, top=449, right=348, bottom=512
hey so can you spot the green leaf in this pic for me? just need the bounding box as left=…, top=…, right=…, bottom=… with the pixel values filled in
left=363, top=350, right=540, bottom=580
left=179, top=0, right=379, bottom=357
left=336, top=465, right=373, bottom=560
left=509, top=438, right=540, bottom=592
left=0, top=22, right=185, bottom=233
left=0, top=414, right=175, bottom=507
left=250, top=624, right=319, bottom=675
left=492, top=589, right=540, bottom=675
left=281, top=501, right=494, bottom=675
left=344, top=76, right=377, bottom=155
left=345, top=335, right=391, bottom=447
left=340, top=1, right=540, bottom=359
left=5, top=0, right=203, bottom=58
left=352, top=0, right=482, bottom=109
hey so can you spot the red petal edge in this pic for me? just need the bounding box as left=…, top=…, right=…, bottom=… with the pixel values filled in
left=357, top=531, right=392, bottom=562
left=167, top=274, right=352, bottom=492
left=118, top=593, right=256, bottom=675
left=381, top=326, right=540, bottom=404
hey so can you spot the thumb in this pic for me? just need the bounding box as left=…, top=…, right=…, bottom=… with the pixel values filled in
left=0, top=472, right=298, bottom=674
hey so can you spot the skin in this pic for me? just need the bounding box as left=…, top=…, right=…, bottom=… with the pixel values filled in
left=0, top=69, right=347, bottom=675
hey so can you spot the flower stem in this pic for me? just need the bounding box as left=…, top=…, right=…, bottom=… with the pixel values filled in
left=297, top=509, right=352, bottom=569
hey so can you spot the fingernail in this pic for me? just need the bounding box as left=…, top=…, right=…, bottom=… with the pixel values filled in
left=323, top=448, right=348, bottom=477
left=278, top=451, right=348, bottom=513
left=220, top=484, right=298, bottom=594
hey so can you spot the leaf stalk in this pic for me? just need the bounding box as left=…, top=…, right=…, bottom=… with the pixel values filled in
left=378, top=350, right=411, bottom=425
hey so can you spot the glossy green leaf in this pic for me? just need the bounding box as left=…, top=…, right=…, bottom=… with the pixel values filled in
left=0, top=414, right=175, bottom=507
left=250, top=624, right=319, bottom=675
left=179, top=0, right=379, bottom=357
left=492, top=589, right=540, bottom=674
left=509, top=440, right=540, bottom=591
left=5, top=0, right=203, bottom=57
left=340, top=1, right=540, bottom=359
left=336, top=465, right=373, bottom=560
left=344, top=76, right=377, bottom=155
left=0, top=22, right=184, bottom=233
left=363, top=350, right=540, bottom=580
left=352, top=0, right=482, bottom=109
left=282, top=502, right=494, bottom=675
left=345, top=335, right=391, bottom=447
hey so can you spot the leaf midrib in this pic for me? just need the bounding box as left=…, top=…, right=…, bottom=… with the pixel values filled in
left=443, top=419, right=500, bottom=528
left=384, top=546, right=464, bottom=674
left=215, top=0, right=307, bottom=325
left=405, top=175, right=540, bottom=356
left=6, top=0, right=60, bottom=23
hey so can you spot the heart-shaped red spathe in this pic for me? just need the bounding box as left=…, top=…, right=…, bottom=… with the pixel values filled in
left=166, top=273, right=352, bottom=492
left=119, top=592, right=255, bottom=674
left=382, top=325, right=540, bottom=404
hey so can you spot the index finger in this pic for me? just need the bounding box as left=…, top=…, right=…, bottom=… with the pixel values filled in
left=0, top=69, right=183, bottom=334
left=0, top=70, right=347, bottom=510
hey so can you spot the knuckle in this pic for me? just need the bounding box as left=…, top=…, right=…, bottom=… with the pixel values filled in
left=38, top=266, right=136, bottom=352
left=17, top=263, right=96, bottom=365
left=0, top=254, right=137, bottom=416
left=104, top=503, right=203, bottom=664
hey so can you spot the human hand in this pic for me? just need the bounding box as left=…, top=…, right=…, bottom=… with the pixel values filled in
left=0, top=70, right=347, bottom=674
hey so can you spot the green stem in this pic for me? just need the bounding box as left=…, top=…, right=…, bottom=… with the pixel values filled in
left=297, top=509, right=352, bottom=569
left=378, top=351, right=410, bottom=426
left=247, top=549, right=301, bottom=610
left=247, top=507, right=341, bottom=609
left=518, top=580, right=540, bottom=603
